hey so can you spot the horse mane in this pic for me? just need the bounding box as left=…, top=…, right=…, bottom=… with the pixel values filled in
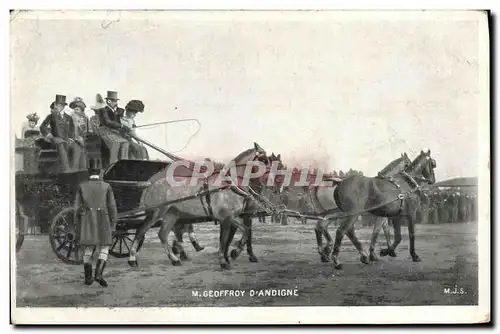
left=407, top=152, right=427, bottom=173
left=378, top=156, right=405, bottom=175
left=232, top=147, right=256, bottom=164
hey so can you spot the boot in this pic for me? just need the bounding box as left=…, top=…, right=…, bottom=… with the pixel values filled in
left=84, top=263, right=93, bottom=285
left=94, top=259, right=108, bottom=287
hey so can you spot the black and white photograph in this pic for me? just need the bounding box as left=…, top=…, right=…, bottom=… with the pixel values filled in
left=9, top=10, right=490, bottom=324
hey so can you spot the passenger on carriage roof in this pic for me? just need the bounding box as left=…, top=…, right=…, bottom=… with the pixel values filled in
left=69, top=97, right=89, bottom=171
left=39, top=94, right=79, bottom=173
left=21, top=113, right=41, bottom=139
left=95, top=91, right=130, bottom=164
left=121, top=99, right=147, bottom=160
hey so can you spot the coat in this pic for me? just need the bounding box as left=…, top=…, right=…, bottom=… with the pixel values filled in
left=75, top=178, right=118, bottom=246
left=40, top=112, right=76, bottom=145
left=96, top=105, right=129, bottom=144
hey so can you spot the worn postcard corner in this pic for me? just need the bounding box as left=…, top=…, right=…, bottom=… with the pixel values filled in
left=10, top=9, right=490, bottom=325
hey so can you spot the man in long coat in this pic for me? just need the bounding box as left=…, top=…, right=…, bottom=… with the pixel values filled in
left=75, top=160, right=118, bottom=287
left=95, top=91, right=130, bottom=164
left=39, top=94, right=79, bottom=172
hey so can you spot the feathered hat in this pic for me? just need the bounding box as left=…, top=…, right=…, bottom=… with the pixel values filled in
left=69, top=96, right=87, bottom=110
left=26, top=112, right=40, bottom=123
left=125, top=100, right=145, bottom=113
left=90, top=94, right=106, bottom=111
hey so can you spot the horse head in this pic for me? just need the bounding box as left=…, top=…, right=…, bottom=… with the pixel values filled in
left=268, top=152, right=285, bottom=195
left=407, top=149, right=437, bottom=185
left=379, top=152, right=413, bottom=177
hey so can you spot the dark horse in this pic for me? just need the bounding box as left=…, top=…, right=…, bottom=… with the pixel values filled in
left=316, top=149, right=436, bottom=269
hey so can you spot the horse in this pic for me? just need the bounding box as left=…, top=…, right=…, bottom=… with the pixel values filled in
left=298, top=153, right=411, bottom=262
left=168, top=151, right=284, bottom=265
left=126, top=142, right=277, bottom=270
left=228, top=152, right=284, bottom=262
left=316, top=149, right=436, bottom=269
left=366, top=152, right=413, bottom=261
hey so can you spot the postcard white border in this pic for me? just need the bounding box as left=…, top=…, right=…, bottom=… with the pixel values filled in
left=8, top=9, right=490, bottom=325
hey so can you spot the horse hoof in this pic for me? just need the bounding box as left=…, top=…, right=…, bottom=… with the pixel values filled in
left=412, top=255, right=422, bottom=262
left=369, top=253, right=379, bottom=262
left=194, top=245, right=205, bottom=252
left=220, top=263, right=230, bottom=270
left=360, top=255, right=370, bottom=265
left=334, top=263, right=343, bottom=270
left=320, top=254, right=330, bottom=263
left=389, top=250, right=397, bottom=257
left=127, top=260, right=138, bottom=267
left=230, top=249, right=239, bottom=260
left=380, top=248, right=389, bottom=257
left=180, top=252, right=189, bottom=261
left=172, top=260, right=182, bottom=266
left=248, top=255, right=259, bottom=263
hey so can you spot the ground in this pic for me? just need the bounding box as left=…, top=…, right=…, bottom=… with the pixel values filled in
left=15, top=220, right=478, bottom=307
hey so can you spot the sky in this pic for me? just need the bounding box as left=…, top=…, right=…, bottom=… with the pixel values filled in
left=10, top=11, right=485, bottom=180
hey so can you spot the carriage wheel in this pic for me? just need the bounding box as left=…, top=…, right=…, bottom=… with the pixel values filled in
left=49, top=207, right=83, bottom=265
left=109, top=225, right=145, bottom=258
left=15, top=201, right=25, bottom=253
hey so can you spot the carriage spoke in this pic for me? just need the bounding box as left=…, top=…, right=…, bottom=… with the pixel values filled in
left=119, top=238, right=123, bottom=253
left=56, top=241, right=67, bottom=252
left=67, top=243, right=74, bottom=259
left=124, top=240, right=131, bottom=253
left=55, top=226, right=67, bottom=234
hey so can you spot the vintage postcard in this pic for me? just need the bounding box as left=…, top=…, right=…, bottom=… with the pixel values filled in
left=10, top=10, right=490, bottom=324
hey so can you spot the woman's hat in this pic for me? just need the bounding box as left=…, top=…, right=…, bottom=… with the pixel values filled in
left=69, top=97, right=87, bottom=110
left=90, top=94, right=106, bottom=111
left=125, top=100, right=145, bottom=113
left=26, top=112, right=40, bottom=122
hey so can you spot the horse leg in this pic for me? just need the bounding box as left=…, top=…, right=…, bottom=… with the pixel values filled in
left=218, top=217, right=233, bottom=270
left=346, top=225, right=370, bottom=264
left=128, top=209, right=157, bottom=267
left=380, top=218, right=402, bottom=257
left=369, top=217, right=383, bottom=261
left=408, top=216, right=421, bottom=262
left=173, top=225, right=189, bottom=261
left=157, top=213, right=182, bottom=266
left=244, top=216, right=258, bottom=263
left=314, top=220, right=330, bottom=262
left=382, top=218, right=393, bottom=249
left=187, top=223, right=205, bottom=252
left=331, top=216, right=357, bottom=270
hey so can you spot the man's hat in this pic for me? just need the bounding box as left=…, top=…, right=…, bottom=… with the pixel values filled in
left=87, top=158, right=102, bottom=175
left=106, top=91, right=119, bottom=101
left=53, top=94, right=67, bottom=105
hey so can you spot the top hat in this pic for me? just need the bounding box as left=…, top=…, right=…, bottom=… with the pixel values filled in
left=87, top=157, right=102, bottom=175
left=106, top=91, right=120, bottom=101
left=53, top=94, right=67, bottom=105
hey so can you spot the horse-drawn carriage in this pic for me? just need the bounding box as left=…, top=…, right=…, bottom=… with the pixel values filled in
left=14, top=129, right=217, bottom=263
left=15, top=128, right=271, bottom=266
